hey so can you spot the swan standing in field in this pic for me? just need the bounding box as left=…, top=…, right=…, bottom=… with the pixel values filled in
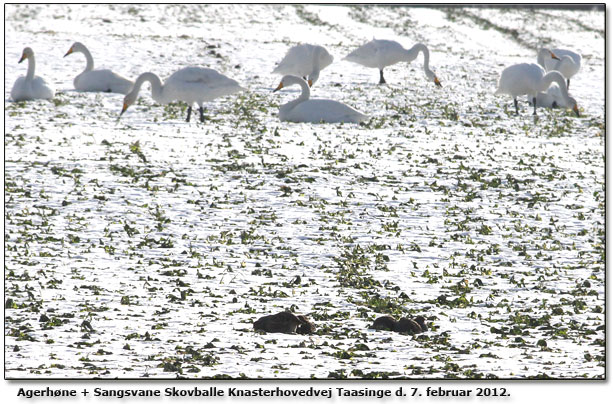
left=344, top=39, right=442, bottom=86
left=272, top=44, right=334, bottom=87
left=120, top=67, right=245, bottom=122
left=495, top=63, right=579, bottom=116
left=537, top=48, right=581, bottom=89
left=64, top=42, right=133, bottom=94
left=10, top=47, right=55, bottom=101
left=273, top=75, right=367, bottom=124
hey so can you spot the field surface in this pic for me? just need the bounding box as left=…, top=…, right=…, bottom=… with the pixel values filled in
left=4, top=4, right=605, bottom=379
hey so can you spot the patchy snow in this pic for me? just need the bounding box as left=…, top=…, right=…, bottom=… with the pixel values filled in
left=4, top=4, right=604, bottom=379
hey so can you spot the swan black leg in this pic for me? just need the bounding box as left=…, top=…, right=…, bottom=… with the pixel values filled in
left=532, top=97, right=537, bottom=115
left=199, top=106, right=205, bottom=123
left=514, top=98, right=519, bottom=115
left=379, top=69, right=386, bottom=85
left=186, top=106, right=192, bottom=122
left=567, top=79, right=570, bottom=90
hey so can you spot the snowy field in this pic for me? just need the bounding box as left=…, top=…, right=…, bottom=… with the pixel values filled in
left=4, top=4, right=604, bottom=379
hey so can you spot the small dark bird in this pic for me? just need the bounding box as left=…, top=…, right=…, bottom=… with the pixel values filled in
left=254, top=311, right=315, bottom=334
left=370, top=315, right=428, bottom=334
left=414, top=315, right=428, bottom=332
left=369, top=315, right=397, bottom=331
left=296, top=315, right=316, bottom=335
left=395, top=316, right=427, bottom=334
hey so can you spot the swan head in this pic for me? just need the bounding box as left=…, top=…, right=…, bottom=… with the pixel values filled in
left=425, top=69, right=442, bottom=87
left=306, top=70, right=319, bottom=87
left=540, top=48, right=560, bottom=61
left=119, top=102, right=129, bottom=118
left=273, top=82, right=284, bottom=93
left=570, top=98, right=580, bottom=117
left=273, top=75, right=308, bottom=92
left=64, top=42, right=82, bottom=57
left=18, top=47, right=33, bottom=63
left=120, top=91, right=138, bottom=118
left=537, top=48, right=560, bottom=67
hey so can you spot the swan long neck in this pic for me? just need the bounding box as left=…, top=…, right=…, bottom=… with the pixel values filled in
left=297, top=79, right=310, bottom=102
left=536, top=49, right=548, bottom=68
left=80, top=47, right=95, bottom=72
left=25, top=54, right=36, bottom=81
left=285, top=77, right=310, bottom=111
left=540, top=71, right=570, bottom=100
left=132, top=72, right=164, bottom=103
left=406, top=43, right=434, bottom=78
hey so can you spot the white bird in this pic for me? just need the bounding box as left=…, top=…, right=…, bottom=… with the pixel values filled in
left=120, top=67, right=245, bottom=122
left=495, top=63, right=579, bottom=116
left=528, top=83, right=575, bottom=109
left=272, top=44, right=334, bottom=87
left=10, top=47, right=55, bottom=102
left=344, top=39, right=441, bottom=86
left=64, top=42, right=133, bottom=94
left=273, top=75, right=368, bottom=124
left=537, top=48, right=581, bottom=89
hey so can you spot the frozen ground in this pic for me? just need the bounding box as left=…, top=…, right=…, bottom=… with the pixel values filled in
left=4, top=5, right=604, bottom=379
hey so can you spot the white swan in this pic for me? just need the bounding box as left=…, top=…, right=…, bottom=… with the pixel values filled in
left=10, top=47, right=55, bottom=101
left=120, top=67, right=245, bottom=122
left=537, top=48, right=581, bottom=89
left=495, top=63, right=579, bottom=116
left=272, top=44, right=334, bottom=87
left=273, top=75, right=368, bottom=124
left=64, top=42, right=133, bottom=94
left=528, top=83, right=575, bottom=109
left=344, top=39, right=441, bottom=86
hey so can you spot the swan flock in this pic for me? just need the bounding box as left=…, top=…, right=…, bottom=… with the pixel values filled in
left=11, top=37, right=582, bottom=120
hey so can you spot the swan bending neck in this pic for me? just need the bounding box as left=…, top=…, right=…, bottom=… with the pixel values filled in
left=540, top=71, right=568, bottom=94
left=133, top=72, right=164, bottom=102
left=406, top=43, right=433, bottom=77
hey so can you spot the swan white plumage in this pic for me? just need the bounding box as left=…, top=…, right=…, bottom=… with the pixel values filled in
left=64, top=42, right=133, bottom=94
left=528, top=83, right=575, bottom=109
left=495, top=63, right=579, bottom=116
left=120, top=67, right=245, bottom=122
left=272, top=44, right=334, bottom=87
left=537, top=48, right=581, bottom=89
left=344, top=39, right=441, bottom=86
left=273, top=75, right=368, bottom=124
left=10, top=47, right=55, bottom=101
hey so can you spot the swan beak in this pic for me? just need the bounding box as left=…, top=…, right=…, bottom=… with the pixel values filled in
left=18, top=53, right=26, bottom=63
left=434, top=77, right=442, bottom=87
left=119, top=103, right=129, bottom=117
left=550, top=52, right=560, bottom=60
left=307, top=79, right=313, bottom=87
left=273, top=82, right=284, bottom=93
left=64, top=48, right=73, bottom=57
left=573, top=105, right=580, bottom=117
